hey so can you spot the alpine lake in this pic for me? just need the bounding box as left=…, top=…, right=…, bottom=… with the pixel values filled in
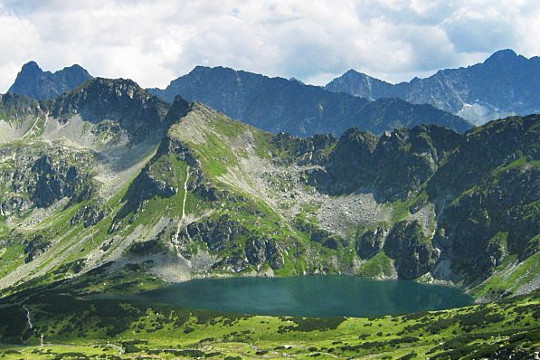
left=133, top=276, right=473, bottom=318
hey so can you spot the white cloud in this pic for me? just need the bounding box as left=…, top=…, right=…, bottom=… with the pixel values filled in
left=0, top=4, right=41, bottom=89
left=0, top=0, right=539, bottom=92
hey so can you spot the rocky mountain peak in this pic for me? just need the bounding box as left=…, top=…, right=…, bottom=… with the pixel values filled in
left=325, top=68, right=397, bottom=101
left=8, top=61, right=93, bottom=100
left=184, top=65, right=243, bottom=82
left=66, top=63, right=87, bottom=72
left=342, top=69, right=368, bottom=79
left=78, top=77, right=146, bottom=99
left=191, top=65, right=213, bottom=73
left=484, top=49, right=519, bottom=64
left=20, top=60, right=42, bottom=73
left=48, top=77, right=169, bottom=142
left=51, top=77, right=166, bottom=116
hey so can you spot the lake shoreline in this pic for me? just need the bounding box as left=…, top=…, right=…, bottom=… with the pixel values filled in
left=125, top=275, right=474, bottom=318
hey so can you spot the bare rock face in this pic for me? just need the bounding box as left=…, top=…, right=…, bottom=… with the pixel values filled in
left=322, top=124, right=463, bottom=201
left=185, top=216, right=248, bottom=252
left=246, top=238, right=284, bottom=269
left=71, top=205, right=105, bottom=228
left=384, top=221, right=438, bottom=280
left=0, top=147, right=94, bottom=216
left=30, top=154, right=89, bottom=208
left=48, top=78, right=170, bottom=142
left=355, top=228, right=385, bottom=260
left=23, top=235, right=51, bottom=263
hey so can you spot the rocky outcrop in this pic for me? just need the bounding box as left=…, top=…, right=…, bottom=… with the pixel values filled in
left=173, top=215, right=285, bottom=271
left=270, top=132, right=337, bottom=165
left=23, top=235, right=51, bottom=263
left=355, top=228, right=386, bottom=260
left=435, top=166, right=540, bottom=282
left=384, top=221, right=438, bottom=279
left=322, top=124, right=463, bottom=201
left=245, top=238, right=284, bottom=269
left=183, top=216, right=248, bottom=252
left=293, top=217, right=343, bottom=249
left=422, top=115, right=540, bottom=282
left=0, top=92, right=44, bottom=119
left=30, top=155, right=91, bottom=208
left=71, top=205, right=105, bottom=228
left=48, top=78, right=170, bottom=142
left=0, top=146, right=94, bottom=216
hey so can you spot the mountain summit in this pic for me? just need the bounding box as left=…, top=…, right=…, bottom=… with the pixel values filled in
left=483, top=49, right=520, bottom=64
left=8, top=61, right=93, bottom=100
left=326, top=49, right=540, bottom=125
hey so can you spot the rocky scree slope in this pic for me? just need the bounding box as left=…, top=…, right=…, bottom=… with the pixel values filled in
left=326, top=49, right=540, bottom=126
left=149, top=65, right=471, bottom=137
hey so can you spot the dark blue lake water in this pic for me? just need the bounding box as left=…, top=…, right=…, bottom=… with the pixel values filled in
left=136, top=276, right=473, bottom=317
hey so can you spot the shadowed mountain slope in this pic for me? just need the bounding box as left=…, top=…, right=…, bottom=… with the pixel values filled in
left=150, top=65, right=471, bottom=136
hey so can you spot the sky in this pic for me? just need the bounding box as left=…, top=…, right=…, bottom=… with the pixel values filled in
left=1, top=0, right=540, bottom=92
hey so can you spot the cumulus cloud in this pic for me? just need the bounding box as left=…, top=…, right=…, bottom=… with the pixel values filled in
left=0, top=0, right=539, bottom=92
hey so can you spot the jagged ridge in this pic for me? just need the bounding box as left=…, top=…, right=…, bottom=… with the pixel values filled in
left=149, top=65, right=471, bottom=136
left=326, top=49, right=540, bottom=125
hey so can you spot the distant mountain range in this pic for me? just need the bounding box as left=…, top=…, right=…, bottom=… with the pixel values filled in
left=8, top=61, right=92, bottom=100
left=326, top=49, right=540, bottom=125
left=148, top=66, right=470, bottom=136
left=9, top=49, right=540, bottom=135
left=8, top=61, right=471, bottom=137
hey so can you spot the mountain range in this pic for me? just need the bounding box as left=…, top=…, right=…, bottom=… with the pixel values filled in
left=326, top=49, right=540, bottom=125
left=11, top=50, right=540, bottom=136
left=148, top=65, right=470, bottom=136
left=0, top=74, right=539, bottom=302
left=1, top=56, right=540, bottom=359
left=9, top=61, right=472, bottom=137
